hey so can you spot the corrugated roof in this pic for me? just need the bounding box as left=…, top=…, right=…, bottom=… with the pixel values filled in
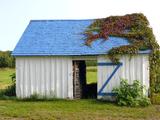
left=12, top=20, right=150, bottom=56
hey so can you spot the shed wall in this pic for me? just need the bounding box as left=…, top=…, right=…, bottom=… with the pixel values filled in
left=97, top=55, right=149, bottom=99
left=16, top=57, right=73, bottom=98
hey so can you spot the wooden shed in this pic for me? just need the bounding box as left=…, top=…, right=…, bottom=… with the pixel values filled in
left=12, top=20, right=150, bottom=100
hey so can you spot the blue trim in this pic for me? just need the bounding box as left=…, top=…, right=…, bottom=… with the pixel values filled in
left=98, top=62, right=123, bottom=66
left=98, top=62, right=122, bottom=96
left=98, top=92, right=117, bottom=96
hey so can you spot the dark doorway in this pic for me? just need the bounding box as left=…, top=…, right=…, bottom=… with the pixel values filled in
left=73, top=60, right=97, bottom=99
left=86, top=60, right=97, bottom=98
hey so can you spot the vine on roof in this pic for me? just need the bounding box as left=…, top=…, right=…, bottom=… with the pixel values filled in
left=84, top=13, right=160, bottom=102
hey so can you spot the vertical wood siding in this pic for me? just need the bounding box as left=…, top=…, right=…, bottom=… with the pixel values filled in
left=97, top=55, right=149, bottom=99
left=16, top=57, right=73, bottom=98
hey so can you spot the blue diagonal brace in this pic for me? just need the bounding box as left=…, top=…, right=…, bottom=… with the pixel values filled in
left=98, top=62, right=122, bottom=96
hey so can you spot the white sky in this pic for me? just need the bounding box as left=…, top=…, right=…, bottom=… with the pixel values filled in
left=0, top=0, right=159, bottom=50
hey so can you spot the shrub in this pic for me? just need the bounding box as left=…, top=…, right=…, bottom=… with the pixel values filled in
left=0, top=51, right=15, bottom=68
left=0, top=73, right=16, bottom=97
left=0, top=83, right=16, bottom=97
left=112, top=79, right=151, bottom=107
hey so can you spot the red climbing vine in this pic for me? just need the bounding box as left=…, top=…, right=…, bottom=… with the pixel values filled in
left=84, top=13, right=160, bottom=102
left=84, top=13, right=159, bottom=62
left=85, top=14, right=148, bottom=45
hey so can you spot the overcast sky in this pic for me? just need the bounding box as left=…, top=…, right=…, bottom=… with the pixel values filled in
left=0, top=0, right=159, bottom=50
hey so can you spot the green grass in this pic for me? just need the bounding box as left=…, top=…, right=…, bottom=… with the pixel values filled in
left=87, top=66, right=97, bottom=84
left=0, top=68, right=160, bottom=120
left=0, top=68, right=15, bottom=89
left=0, top=99, right=160, bottom=120
left=152, top=93, right=160, bottom=104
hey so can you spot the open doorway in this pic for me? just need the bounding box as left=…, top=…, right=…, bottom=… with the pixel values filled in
left=86, top=60, right=97, bottom=98
left=73, top=60, right=97, bottom=99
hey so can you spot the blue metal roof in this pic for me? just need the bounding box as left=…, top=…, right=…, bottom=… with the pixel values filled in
left=12, top=20, right=150, bottom=56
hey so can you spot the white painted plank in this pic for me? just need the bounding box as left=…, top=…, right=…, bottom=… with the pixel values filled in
left=20, top=58, right=24, bottom=98
left=50, top=58, right=56, bottom=96
left=16, top=59, right=20, bottom=97
left=67, top=59, right=73, bottom=98
left=62, top=59, right=67, bottom=98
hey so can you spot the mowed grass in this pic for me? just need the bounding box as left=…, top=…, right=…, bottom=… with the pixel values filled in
left=0, top=68, right=15, bottom=89
left=86, top=66, right=97, bottom=84
left=0, top=68, right=160, bottom=120
left=0, top=99, right=160, bottom=120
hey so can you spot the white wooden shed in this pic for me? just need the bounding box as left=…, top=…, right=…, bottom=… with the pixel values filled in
left=12, top=20, right=150, bottom=99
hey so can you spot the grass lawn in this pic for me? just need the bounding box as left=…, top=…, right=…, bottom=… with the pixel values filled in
left=0, top=68, right=15, bottom=89
left=0, top=68, right=160, bottom=120
left=0, top=99, right=160, bottom=120
left=86, top=66, right=97, bottom=84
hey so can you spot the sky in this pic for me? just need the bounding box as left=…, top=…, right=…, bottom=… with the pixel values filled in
left=0, top=0, right=159, bottom=51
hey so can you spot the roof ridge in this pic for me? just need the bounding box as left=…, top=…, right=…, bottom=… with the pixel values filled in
left=31, top=19, right=94, bottom=22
